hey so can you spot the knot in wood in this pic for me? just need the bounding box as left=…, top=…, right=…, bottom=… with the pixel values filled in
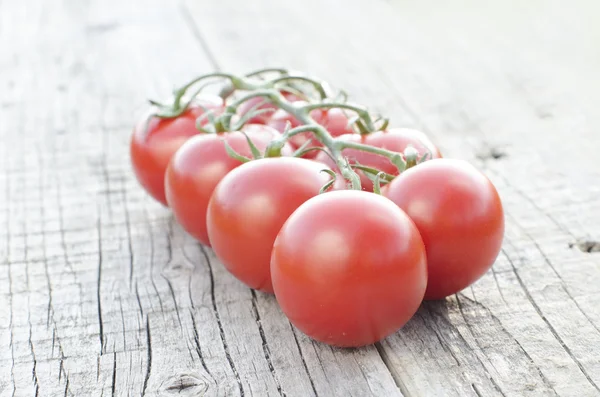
left=160, top=372, right=209, bottom=396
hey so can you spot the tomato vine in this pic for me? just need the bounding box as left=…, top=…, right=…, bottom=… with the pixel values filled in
left=130, top=66, right=505, bottom=348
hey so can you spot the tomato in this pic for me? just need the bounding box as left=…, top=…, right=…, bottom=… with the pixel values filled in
left=268, top=105, right=353, bottom=158
left=130, top=96, right=224, bottom=205
left=315, top=128, right=442, bottom=191
left=331, top=172, right=350, bottom=190
left=384, top=159, right=504, bottom=300
left=237, top=91, right=301, bottom=125
left=206, top=157, right=331, bottom=293
left=271, top=190, right=427, bottom=347
left=293, top=108, right=354, bottom=158
left=165, top=125, right=293, bottom=246
left=265, top=102, right=305, bottom=135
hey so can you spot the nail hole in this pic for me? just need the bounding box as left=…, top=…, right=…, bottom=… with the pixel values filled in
left=569, top=240, right=600, bottom=253
left=477, top=147, right=506, bottom=161
left=86, top=22, right=121, bottom=34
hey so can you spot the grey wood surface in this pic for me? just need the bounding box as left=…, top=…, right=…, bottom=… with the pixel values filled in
left=1, top=0, right=599, bottom=396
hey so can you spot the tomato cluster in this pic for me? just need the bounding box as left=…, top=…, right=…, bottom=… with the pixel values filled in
left=130, top=69, right=504, bottom=347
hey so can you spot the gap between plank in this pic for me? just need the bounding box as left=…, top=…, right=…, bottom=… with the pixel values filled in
left=179, top=2, right=221, bottom=70
left=375, top=342, right=411, bottom=397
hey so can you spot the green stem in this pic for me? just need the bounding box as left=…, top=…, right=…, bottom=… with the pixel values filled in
left=225, top=90, right=281, bottom=110
left=301, top=102, right=376, bottom=131
left=338, top=141, right=405, bottom=164
left=174, top=72, right=242, bottom=108
left=245, top=67, right=289, bottom=78
left=270, top=76, right=329, bottom=99
left=282, top=124, right=324, bottom=137
left=220, top=89, right=406, bottom=187
left=148, top=69, right=409, bottom=189
left=271, top=98, right=361, bottom=189
left=223, top=89, right=361, bottom=187
left=341, top=140, right=407, bottom=172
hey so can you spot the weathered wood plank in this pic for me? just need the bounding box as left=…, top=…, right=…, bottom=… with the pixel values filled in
left=0, top=0, right=401, bottom=396
left=2, top=0, right=600, bottom=396
left=184, top=0, right=600, bottom=396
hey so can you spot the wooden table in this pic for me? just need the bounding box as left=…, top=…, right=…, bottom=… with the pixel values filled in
left=1, top=0, right=599, bottom=396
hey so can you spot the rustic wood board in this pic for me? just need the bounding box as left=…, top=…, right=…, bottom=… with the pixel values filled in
left=1, top=0, right=599, bottom=396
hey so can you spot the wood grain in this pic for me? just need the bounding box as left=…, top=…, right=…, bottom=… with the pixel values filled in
left=1, top=0, right=600, bottom=396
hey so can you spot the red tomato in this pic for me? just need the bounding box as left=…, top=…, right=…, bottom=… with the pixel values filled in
left=384, top=159, right=504, bottom=300
left=315, top=128, right=442, bottom=191
left=268, top=106, right=353, bottom=159
left=206, top=157, right=331, bottom=293
left=331, top=173, right=350, bottom=190
left=266, top=103, right=305, bottom=135
left=165, top=125, right=293, bottom=246
left=271, top=190, right=427, bottom=347
left=237, top=91, right=301, bottom=125
left=130, top=96, right=223, bottom=205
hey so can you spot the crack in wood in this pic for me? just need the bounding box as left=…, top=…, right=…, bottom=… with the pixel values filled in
left=290, top=325, right=319, bottom=397
left=455, top=291, right=559, bottom=396
left=53, top=160, right=84, bottom=310
left=251, top=290, right=284, bottom=396
left=7, top=208, right=17, bottom=397
left=375, top=343, right=409, bottom=397
left=121, top=179, right=135, bottom=289
left=164, top=277, right=183, bottom=329
left=198, top=244, right=245, bottom=396
left=454, top=297, right=508, bottom=397
left=64, top=376, right=70, bottom=397
left=141, top=317, right=152, bottom=396
left=111, top=352, right=117, bottom=397
left=190, top=310, right=213, bottom=378
left=501, top=207, right=600, bottom=335
left=97, top=218, right=105, bottom=355
left=179, top=3, right=221, bottom=70
left=118, top=293, right=128, bottom=352
left=421, top=307, right=461, bottom=367
left=145, top=211, right=166, bottom=315
left=501, top=247, right=598, bottom=393
left=135, top=281, right=145, bottom=319
left=3, top=0, right=600, bottom=395
left=28, top=306, right=40, bottom=397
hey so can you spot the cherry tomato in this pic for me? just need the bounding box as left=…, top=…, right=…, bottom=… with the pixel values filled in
left=384, top=159, right=504, bottom=300
left=315, top=128, right=442, bottom=191
left=165, top=125, right=293, bottom=246
left=271, top=190, right=427, bottom=347
left=206, top=157, right=331, bottom=293
left=331, top=172, right=350, bottom=190
left=237, top=91, right=301, bottom=124
left=130, top=96, right=223, bottom=205
left=266, top=103, right=305, bottom=135
left=268, top=105, right=353, bottom=159
left=294, top=108, right=354, bottom=158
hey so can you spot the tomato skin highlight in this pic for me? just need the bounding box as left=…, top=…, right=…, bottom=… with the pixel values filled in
left=315, top=128, right=442, bottom=191
left=271, top=190, right=427, bottom=347
left=384, top=159, right=504, bottom=300
left=165, top=125, right=292, bottom=247
left=207, top=157, right=331, bottom=293
left=130, top=96, right=223, bottom=206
